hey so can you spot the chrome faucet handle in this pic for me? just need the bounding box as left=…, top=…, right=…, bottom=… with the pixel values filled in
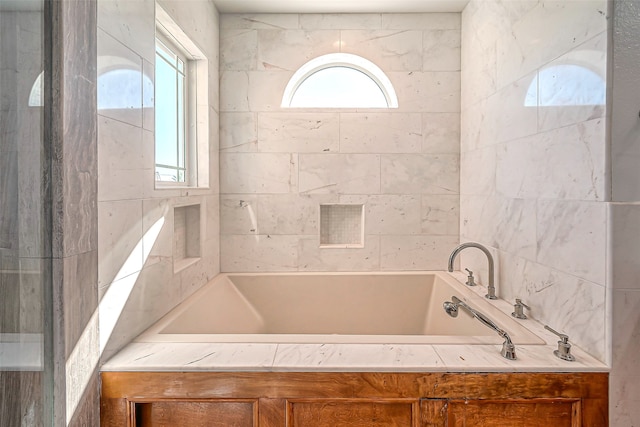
left=544, top=325, right=576, bottom=361
left=464, top=268, right=476, bottom=286
left=511, top=298, right=530, bottom=319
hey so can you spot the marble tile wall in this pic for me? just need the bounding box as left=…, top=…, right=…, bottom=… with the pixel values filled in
left=220, top=13, right=461, bottom=271
left=609, top=1, right=640, bottom=425
left=460, top=0, right=608, bottom=364
left=97, top=0, right=220, bottom=363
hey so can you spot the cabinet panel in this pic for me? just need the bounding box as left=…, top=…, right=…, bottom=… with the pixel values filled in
left=100, top=372, right=608, bottom=427
left=447, top=399, right=579, bottom=427
left=287, top=399, right=419, bottom=427
left=135, top=400, right=256, bottom=427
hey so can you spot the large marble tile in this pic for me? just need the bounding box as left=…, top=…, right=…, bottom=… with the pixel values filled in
left=390, top=71, right=461, bottom=113
left=140, top=198, right=173, bottom=268
left=100, top=259, right=179, bottom=360
left=98, top=0, right=155, bottom=62
left=258, top=193, right=337, bottom=235
left=423, top=29, right=461, bottom=72
left=460, top=195, right=536, bottom=261
left=299, top=14, right=382, bottom=30
left=460, top=99, right=498, bottom=152
left=610, top=281, right=640, bottom=427
left=272, top=344, right=444, bottom=371
left=220, top=112, right=258, bottom=152
left=97, top=116, right=146, bottom=202
left=220, top=71, right=250, bottom=112
left=102, top=342, right=278, bottom=371
left=221, top=14, right=299, bottom=30
left=422, top=113, right=460, bottom=154
left=496, top=0, right=608, bottom=88
left=97, top=28, right=144, bottom=128
left=299, top=154, right=380, bottom=195
left=381, top=154, right=459, bottom=195
left=536, top=200, right=606, bottom=285
left=339, top=113, right=421, bottom=154
left=340, top=195, right=421, bottom=236
left=497, top=253, right=607, bottom=362
left=489, top=71, right=538, bottom=144
left=610, top=373, right=640, bottom=427
left=298, top=236, right=381, bottom=271
left=257, top=29, right=340, bottom=71
left=341, top=30, right=423, bottom=72
left=258, top=113, right=340, bottom=153
left=496, top=118, right=606, bottom=201
left=177, top=253, right=219, bottom=298
left=459, top=147, right=495, bottom=196
left=421, top=195, right=459, bottom=236
left=220, top=29, right=258, bottom=71
left=247, top=71, right=293, bottom=112
left=220, top=195, right=259, bottom=235
left=536, top=32, right=607, bottom=132
left=611, top=290, right=640, bottom=374
left=611, top=204, right=640, bottom=290
left=381, top=13, right=461, bottom=30
left=380, top=235, right=458, bottom=270
left=203, top=194, right=220, bottom=245
left=220, top=153, right=298, bottom=194
left=460, top=2, right=499, bottom=107
left=97, top=200, right=143, bottom=288
left=221, top=235, right=298, bottom=272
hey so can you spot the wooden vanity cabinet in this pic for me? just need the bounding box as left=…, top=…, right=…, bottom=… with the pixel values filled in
left=101, top=372, right=608, bottom=426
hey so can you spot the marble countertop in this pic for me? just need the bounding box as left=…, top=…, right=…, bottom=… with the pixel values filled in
left=101, top=273, right=609, bottom=373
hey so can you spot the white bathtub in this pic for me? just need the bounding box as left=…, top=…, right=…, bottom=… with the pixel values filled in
left=135, top=271, right=544, bottom=345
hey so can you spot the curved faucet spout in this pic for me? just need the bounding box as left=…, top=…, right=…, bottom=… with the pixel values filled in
left=448, top=242, right=497, bottom=300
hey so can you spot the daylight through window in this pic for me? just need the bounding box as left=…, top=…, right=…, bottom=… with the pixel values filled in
left=155, top=37, right=187, bottom=183
left=282, top=53, right=398, bottom=109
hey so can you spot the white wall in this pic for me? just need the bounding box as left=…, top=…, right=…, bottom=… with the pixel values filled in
left=97, top=0, right=220, bottom=362
left=460, top=0, right=608, bottom=362
left=219, top=13, right=461, bottom=272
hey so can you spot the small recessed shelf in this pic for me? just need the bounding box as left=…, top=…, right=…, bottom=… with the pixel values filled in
left=173, top=204, right=201, bottom=272
left=319, top=204, right=365, bottom=248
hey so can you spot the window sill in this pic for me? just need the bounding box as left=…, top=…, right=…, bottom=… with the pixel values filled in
left=155, top=183, right=210, bottom=191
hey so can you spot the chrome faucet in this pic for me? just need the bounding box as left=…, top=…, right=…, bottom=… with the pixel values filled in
left=447, top=242, right=497, bottom=299
left=443, top=296, right=516, bottom=360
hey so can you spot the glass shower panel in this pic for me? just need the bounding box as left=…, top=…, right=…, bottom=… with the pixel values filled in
left=0, top=0, right=52, bottom=425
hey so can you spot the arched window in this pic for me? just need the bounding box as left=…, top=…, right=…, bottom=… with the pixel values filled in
left=282, top=53, right=398, bottom=109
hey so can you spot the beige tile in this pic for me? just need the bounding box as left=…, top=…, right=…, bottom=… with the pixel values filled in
left=340, top=113, right=421, bottom=154
left=259, top=113, right=340, bottom=153
left=299, top=154, right=380, bottom=195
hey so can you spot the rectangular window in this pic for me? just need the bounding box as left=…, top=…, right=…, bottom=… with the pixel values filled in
left=155, top=36, right=188, bottom=184
left=154, top=3, right=209, bottom=189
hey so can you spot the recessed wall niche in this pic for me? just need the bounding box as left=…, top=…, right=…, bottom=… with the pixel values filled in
left=173, top=204, right=201, bottom=272
left=319, top=204, right=365, bottom=248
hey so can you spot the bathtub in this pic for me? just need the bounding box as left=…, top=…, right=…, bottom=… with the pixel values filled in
left=135, top=271, right=544, bottom=346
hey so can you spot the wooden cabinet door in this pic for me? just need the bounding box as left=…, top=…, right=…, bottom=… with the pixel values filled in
left=445, top=399, right=580, bottom=427
left=286, top=399, right=420, bottom=427
left=134, top=400, right=257, bottom=427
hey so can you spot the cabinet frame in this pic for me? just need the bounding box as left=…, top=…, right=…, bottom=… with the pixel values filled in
left=101, top=371, right=608, bottom=426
